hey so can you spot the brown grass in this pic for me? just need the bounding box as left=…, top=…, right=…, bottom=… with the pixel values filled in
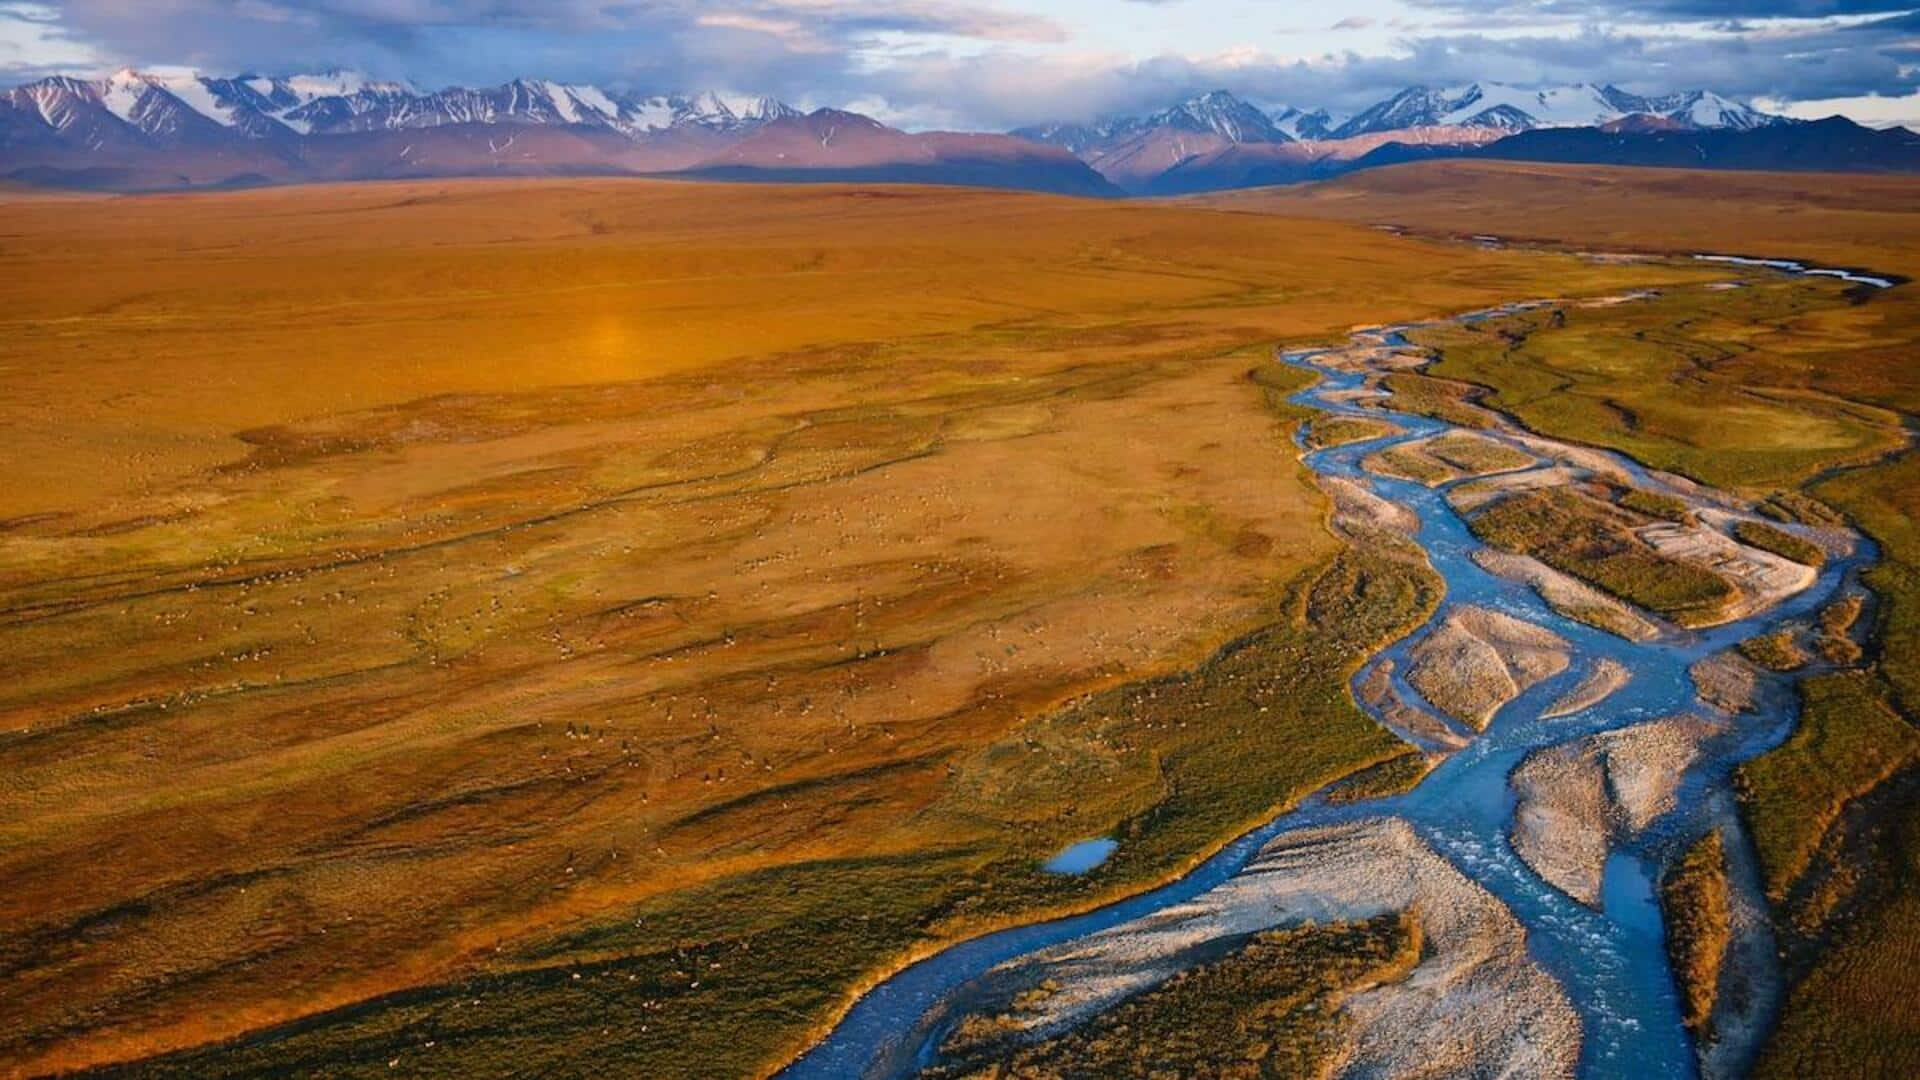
left=0, top=178, right=1695, bottom=1075
left=1197, top=160, right=1920, bottom=278
left=1661, top=829, right=1731, bottom=1033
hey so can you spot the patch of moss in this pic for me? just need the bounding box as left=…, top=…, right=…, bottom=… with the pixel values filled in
left=1364, top=444, right=1455, bottom=486
left=1618, top=487, right=1694, bottom=524
left=1740, top=629, right=1808, bottom=672
left=1380, top=371, right=1495, bottom=430
left=1305, top=414, right=1399, bottom=450
left=1424, top=431, right=1535, bottom=475
left=1735, top=520, right=1827, bottom=568
left=1323, top=750, right=1431, bottom=804
left=1471, top=487, right=1734, bottom=626
left=1737, top=671, right=1920, bottom=901
left=1760, top=490, right=1847, bottom=529
left=1661, top=829, right=1731, bottom=1034
left=1813, top=594, right=1867, bottom=665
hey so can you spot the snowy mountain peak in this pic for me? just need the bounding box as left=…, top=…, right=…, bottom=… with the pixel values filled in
left=738, top=96, right=802, bottom=124
left=1643, top=89, right=1777, bottom=131
left=607, top=89, right=798, bottom=134
left=98, top=68, right=151, bottom=123
left=1270, top=105, right=1342, bottom=140
left=1152, top=90, right=1290, bottom=144
left=685, top=90, right=737, bottom=123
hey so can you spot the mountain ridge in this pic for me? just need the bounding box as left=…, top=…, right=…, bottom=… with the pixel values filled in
left=2, top=70, right=1910, bottom=196
left=1011, top=84, right=1793, bottom=192
left=1349, top=115, right=1920, bottom=177
left=1324, top=82, right=1780, bottom=138
left=0, top=68, right=1115, bottom=195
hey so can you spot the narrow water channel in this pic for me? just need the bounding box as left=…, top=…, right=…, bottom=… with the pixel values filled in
left=780, top=260, right=1886, bottom=1080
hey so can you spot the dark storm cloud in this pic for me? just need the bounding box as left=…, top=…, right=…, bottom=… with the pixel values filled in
left=30, top=1, right=1064, bottom=92
left=1398, top=19, right=1917, bottom=101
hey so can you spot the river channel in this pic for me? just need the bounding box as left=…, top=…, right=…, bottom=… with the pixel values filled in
left=780, top=258, right=1889, bottom=1079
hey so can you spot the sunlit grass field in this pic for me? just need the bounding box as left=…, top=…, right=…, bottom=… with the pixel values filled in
left=0, top=178, right=1700, bottom=1076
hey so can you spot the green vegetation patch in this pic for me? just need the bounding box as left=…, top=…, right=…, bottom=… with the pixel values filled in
left=1401, top=268, right=1920, bottom=1078
left=1814, top=594, right=1866, bottom=665
left=1760, top=490, right=1848, bottom=529
left=1380, top=371, right=1495, bottom=430
left=1323, top=750, right=1431, bottom=805
left=1618, top=487, right=1695, bottom=524
left=1556, top=599, right=1654, bottom=641
left=1363, top=445, right=1456, bottom=486
left=1661, top=829, right=1731, bottom=1034
left=1423, top=432, right=1535, bottom=475
left=1470, top=488, right=1734, bottom=626
left=1740, top=629, right=1809, bottom=672
left=1737, top=671, right=1920, bottom=901
left=1305, top=414, right=1399, bottom=450
left=1363, top=433, right=1532, bottom=489
left=929, top=914, right=1420, bottom=1079
left=1754, top=781, right=1920, bottom=1080
left=1820, top=594, right=1865, bottom=639
left=1416, top=286, right=1903, bottom=491
left=1735, top=520, right=1827, bottom=568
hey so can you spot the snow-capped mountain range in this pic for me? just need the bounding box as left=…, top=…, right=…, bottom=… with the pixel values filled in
left=1016, top=82, right=1782, bottom=157
left=1009, top=90, right=1289, bottom=156
left=5, top=69, right=1907, bottom=196
left=0, top=66, right=1124, bottom=195
left=5, top=67, right=801, bottom=147
left=1326, top=83, right=1780, bottom=138
left=1003, top=82, right=1794, bottom=192
left=10, top=71, right=1776, bottom=151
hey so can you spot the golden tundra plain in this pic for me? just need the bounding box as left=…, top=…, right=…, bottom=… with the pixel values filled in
left=1, top=168, right=1915, bottom=1078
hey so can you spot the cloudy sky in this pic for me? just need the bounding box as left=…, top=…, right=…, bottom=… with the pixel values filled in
left=3, top=0, right=1917, bottom=128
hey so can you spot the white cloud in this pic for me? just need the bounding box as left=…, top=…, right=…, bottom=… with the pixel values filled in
left=0, top=1, right=101, bottom=77
left=1763, top=89, right=1920, bottom=127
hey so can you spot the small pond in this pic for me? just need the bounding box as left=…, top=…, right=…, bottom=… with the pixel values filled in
left=1042, top=838, right=1118, bottom=874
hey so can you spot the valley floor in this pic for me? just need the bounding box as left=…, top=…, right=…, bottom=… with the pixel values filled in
left=0, top=177, right=1678, bottom=1078
left=0, top=167, right=1915, bottom=1078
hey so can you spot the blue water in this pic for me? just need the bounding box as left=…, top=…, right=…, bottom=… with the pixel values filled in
left=1042, top=838, right=1118, bottom=875
left=781, top=267, right=1880, bottom=1080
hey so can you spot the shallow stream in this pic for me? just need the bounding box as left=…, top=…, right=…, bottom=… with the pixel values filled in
left=781, top=261, right=1883, bottom=1080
